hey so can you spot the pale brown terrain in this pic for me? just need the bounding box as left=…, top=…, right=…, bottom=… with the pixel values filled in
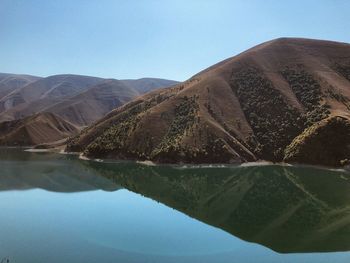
left=67, top=38, right=350, bottom=166
left=0, top=73, right=41, bottom=101
left=0, top=75, right=178, bottom=126
left=44, top=79, right=139, bottom=126
left=0, top=74, right=104, bottom=121
left=122, top=78, right=178, bottom=94
left=0, top=112, right=79, bottom=146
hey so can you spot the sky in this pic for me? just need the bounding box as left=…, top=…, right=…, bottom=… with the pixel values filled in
left=1, top=0, right=350, bottom=81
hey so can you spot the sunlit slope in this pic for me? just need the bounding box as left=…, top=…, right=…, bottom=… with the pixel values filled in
left=68, top=38, right=350, bottom=165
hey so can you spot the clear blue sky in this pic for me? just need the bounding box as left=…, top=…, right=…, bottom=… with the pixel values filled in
left=1, top=0, right=349, bottom=81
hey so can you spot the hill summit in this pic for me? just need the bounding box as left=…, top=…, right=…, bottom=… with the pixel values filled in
left=67, top=38, right=350, bottom=166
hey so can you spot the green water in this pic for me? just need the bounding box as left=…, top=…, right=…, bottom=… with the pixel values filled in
left=1, top=148, right=350, bottom=263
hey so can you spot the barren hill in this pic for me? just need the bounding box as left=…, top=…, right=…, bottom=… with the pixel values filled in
left=0, top=73, right=41, bottom=100
left=67, top=38, right=350, bottom=166
left=0, top=75, right=178, bottom=126
left=0, top=112, right=79, bottom=146
left=0, top=74, right=104, bottom=119
left=45, top=79, right=139, bottom=126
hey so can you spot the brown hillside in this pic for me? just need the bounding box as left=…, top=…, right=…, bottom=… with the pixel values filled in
left=284, top=116, right=350, bottom=166
left=67, top=38, right=350, bottom=165
left=44, top=79, right=140, bottom=126
left=0, top=73, right=41, bottom=102
left=0, top=112, right=80, bottom=146
left=0, top=75, right=178, bottom=126
left=121, top=78, right=179, bottom=94
left=0, top=74, right=104, bottom=121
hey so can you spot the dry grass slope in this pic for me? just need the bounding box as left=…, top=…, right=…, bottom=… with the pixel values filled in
left=67, top=38, right=350, bottom=166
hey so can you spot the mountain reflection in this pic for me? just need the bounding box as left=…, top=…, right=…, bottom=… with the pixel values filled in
left=84, top=161, right=350, bottom=254
left=0, top=148, right=120, bottom=192
left=1, top=148, right=350, bottom=254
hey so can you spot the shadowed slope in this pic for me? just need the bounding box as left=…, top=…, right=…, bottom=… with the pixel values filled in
left=0, top=112, right=79, bottom=146
left=284, top=116, right=350, bottom=166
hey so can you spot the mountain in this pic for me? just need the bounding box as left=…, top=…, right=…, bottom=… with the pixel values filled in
left=0, top=73, right=41, bottom=99
left=122, top=78, right=179, bottom=94
left=67, top=38, right=350, bottom=166
left=0, top=112, right=79, bottom=146
left=43, top=79, right=139, bottom=126
left=0, top=75, right=178, bottom=126
left=0, top=74, right=104, bottom=120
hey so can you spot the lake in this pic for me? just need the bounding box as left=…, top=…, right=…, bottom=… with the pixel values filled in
left=1, top=148, right=350, bottom=263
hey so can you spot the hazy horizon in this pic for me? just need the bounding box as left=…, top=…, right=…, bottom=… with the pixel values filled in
left=1, top=0, right=350, bottom=81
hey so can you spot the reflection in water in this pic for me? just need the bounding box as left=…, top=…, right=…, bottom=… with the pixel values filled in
left=0, top=148, right=120, bottom=192
left=82, top=161, right=350, bottom=254
left=1, top=147, right=350, bottom=255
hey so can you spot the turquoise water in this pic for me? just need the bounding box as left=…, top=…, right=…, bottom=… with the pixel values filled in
left=1, top=148, right=350, bottom=263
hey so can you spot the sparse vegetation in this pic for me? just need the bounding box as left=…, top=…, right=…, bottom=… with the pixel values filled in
left=284, top=116, right=350, bottom=167
left=326, top=88, right=350, bottom=110
left=64, top=39, right=350, bottom=166
left=281, top=67, right=330, bottom=126
left=82, top=93, right=173, bottom=158
left=304, top=104, right=330, bottom=126
left=230, top=67, right=305, bottom=161
left=281, top=68, right=323, bottom=110
left=151, top=96, right=200, bottom=161
left=333, top=63, right=350, bottom=82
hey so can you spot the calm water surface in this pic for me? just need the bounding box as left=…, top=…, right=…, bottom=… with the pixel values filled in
left=1, top=148, right=350, bottom=263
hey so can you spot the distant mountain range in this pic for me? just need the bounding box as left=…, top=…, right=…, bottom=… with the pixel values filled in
left=0, top=74, right=178, bottom=125
left=0, top=73, right=41, bottom=99
left=44, top=79, right=140, bottom=126
left=67, top=38, right=350, bottom=167
left=0, top=74, right=177, bottom=146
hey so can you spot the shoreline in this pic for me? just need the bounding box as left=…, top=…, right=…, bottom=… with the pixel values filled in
left=2, top=146, right=349, bottom=172
left=61, top=150, right=350, bottom=172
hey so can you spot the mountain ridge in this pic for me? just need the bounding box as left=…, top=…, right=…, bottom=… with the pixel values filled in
left=66, top=37, right=350, bottom=166
left=0, top=74, right=178, bottom=125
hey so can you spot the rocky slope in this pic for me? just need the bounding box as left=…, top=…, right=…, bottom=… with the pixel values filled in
left=67, top=38, right=350, bottom=166
left=0, top=112, right=79, bottom=146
